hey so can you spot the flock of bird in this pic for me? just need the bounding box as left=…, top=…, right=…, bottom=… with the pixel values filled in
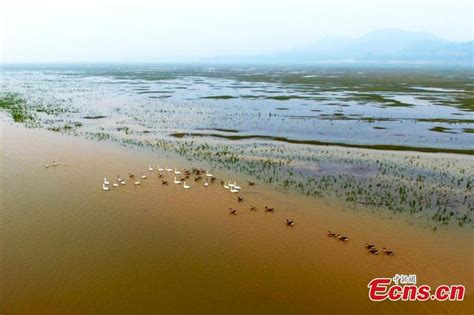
left=46, top=161, right=395, bottom=256
left=44, top=161, right=59, bottom=168
left=327, top=231, right=395, bottom=256
left=100, top=165, right=218, bottom=191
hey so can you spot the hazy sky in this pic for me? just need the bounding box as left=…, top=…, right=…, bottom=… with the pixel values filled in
left=1, top=0, right=472, bottom=63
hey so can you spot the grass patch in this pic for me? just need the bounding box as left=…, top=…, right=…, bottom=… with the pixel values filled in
left=200, top=95, right=236, bottom=99
left=170, top=132, right=474, bottom=155
left=429, top=126, right=456, bottom=134
left=0, top=94, right=32, bottom=122
left=83, top=115, right=107, bottom=119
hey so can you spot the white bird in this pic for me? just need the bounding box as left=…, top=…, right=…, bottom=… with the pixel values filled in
left=44, top=163, right=49, bottom=168
left=166, top=167, right=173, bottom=172
left=102, top=183, right=110, bottom=191
left=206, top=170, right=213, bottom=177
left=224, top=181, right=230, bottom=189
left=233, top=182, right=241, bottom=190
left=204, top=181, right=209, bottom=187
left=230, top=187, right=240, bottom=193
left=103, top=178, right=110, bottom=185
left=113, top=183, right=119, bottom=187
left=183, top=181, right=190, bottom=189
left=134, top=181, right=141, bottom=185
left=117, top=175, right=123, bottom=182
left=174, top=168, right=181, bottom=175
left=157, top=165, right=164, bottom=172
left=228, top=181, right=234, bottom=188
left=121, top=181, right=126, bottom=185
left=141, top=174, right=147, bottom=179
left=53, top=161, right=59, bottom=166
left=148, top=165, right=154, bottom=171
left=174, top=177, right=181, bottom=184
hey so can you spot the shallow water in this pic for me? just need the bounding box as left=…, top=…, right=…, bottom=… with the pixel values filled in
left=1, top=123, right=473, bottom=313
left=1, top=65, right=473, bottom=150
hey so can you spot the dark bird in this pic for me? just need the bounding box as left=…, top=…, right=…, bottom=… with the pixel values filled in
left=238, top=196, right=244, bottom=202
left=162, top=180, right=168, bottom=185
left=211, top=177, right=216, bottom=182
left=265, top=206, right=275, bottom=213
left=368, top=248, right=379, bottom=255
left=229, top=208, right=238, bottom=215
left=327, top=231, right=337, bottom=238
left=365, top=243, right=376, bottom=249
left=382, top=248, right=395, bottom=256
left=337, top=234, right=349, bottom=242
left=250, top=206, right=257, bottom=211
left=248, top=181, right=255, bottom=186
left=286, top=219, right=295, bottom=226
left=158, top=174, right=164, bottom=178
left=129, top=172, right=135, bottom=178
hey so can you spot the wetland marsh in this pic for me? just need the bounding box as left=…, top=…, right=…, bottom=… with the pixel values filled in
left=1, top=65, right=472, bottom=228
left=1, top=64, right=473, bottom=313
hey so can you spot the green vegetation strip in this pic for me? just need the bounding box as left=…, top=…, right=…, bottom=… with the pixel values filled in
left=170, top=132, right=474, bottom=155
left=0, top=94, right=32, bottom=122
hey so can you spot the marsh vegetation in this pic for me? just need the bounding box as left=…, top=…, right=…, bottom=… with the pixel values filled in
left=1, top=65, right=472, bottom=229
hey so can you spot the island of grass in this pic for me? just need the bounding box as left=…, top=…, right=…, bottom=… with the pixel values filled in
left=0, top=94, right=32, bottom=122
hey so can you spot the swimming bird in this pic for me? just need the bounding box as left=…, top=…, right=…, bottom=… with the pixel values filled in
left=368, top=248, right=379, bottom=255
left=250, top=206, right=257, bottom=211
left=134, top=180, right=141, bottom=185
left=141, top=173, right=147, bottom=179
left=53, top=161, right=58, bottom=166
left=264, top=206, right=275, bottom=213
left=157, top=165, right=164, bottom=172
left=117, top=175, right=123, bottom=182
left=158, top=174, right=164, bottom=178
left=238, top=196, right=244, bottom=202
left=365, top=244, right=376, bottom=250
left=174, top=177, right=181, bottom=184
left=210, top=177, right=216, bottom=183
left=183, top=181, right=191, bottom=189
left=248, top=181, right=255, bottom=186
left=206, top=170, right=213, bottom=177
left=102, top=183, right=110, bottom=191
left=382, top=248, right=395, bottom=256
left=129, top=172, right=135, bottom=178
left=286, top=219, right=295, bottom=226
left=44, top=163, right=50, bottom=168
left=337, top=234, right=349, bottom=242
left=113, top=183, right=119, bottom=187
left=229, top=208, right=238, bottom=215
left=162, top=180, right=168, bottom=185
left=165, top=167, right=173, bottom=172
left=204, top=181, right=209, bottom=187
left=174, top=168, right=181, bottom=175
left=120, top=181, right=126, bottom=185
left=224, top=182, right=230, bottom=189
left=327, top=231, right=337, bottom=238
left=230, top=187, right=240, bottom=193
left=103, top=178, right=110, bottom=185
left=148, top=165, right=154, bottom=171
left=233, top=182, right=241, bottom=190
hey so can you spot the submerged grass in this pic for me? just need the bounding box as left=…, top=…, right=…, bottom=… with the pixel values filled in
left=170, top=132, right=474, bottom=155
left=0, top=94, right=32, bottom=122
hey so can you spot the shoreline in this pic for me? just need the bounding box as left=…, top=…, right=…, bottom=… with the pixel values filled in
left=1, top=122, right=473, bottom=313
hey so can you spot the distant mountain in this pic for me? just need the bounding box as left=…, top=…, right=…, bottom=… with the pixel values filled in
left=207, top=29, right=473, bottom=65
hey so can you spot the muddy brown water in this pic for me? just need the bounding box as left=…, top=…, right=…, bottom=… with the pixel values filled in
left=1, top=123, right=473, bottom=314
